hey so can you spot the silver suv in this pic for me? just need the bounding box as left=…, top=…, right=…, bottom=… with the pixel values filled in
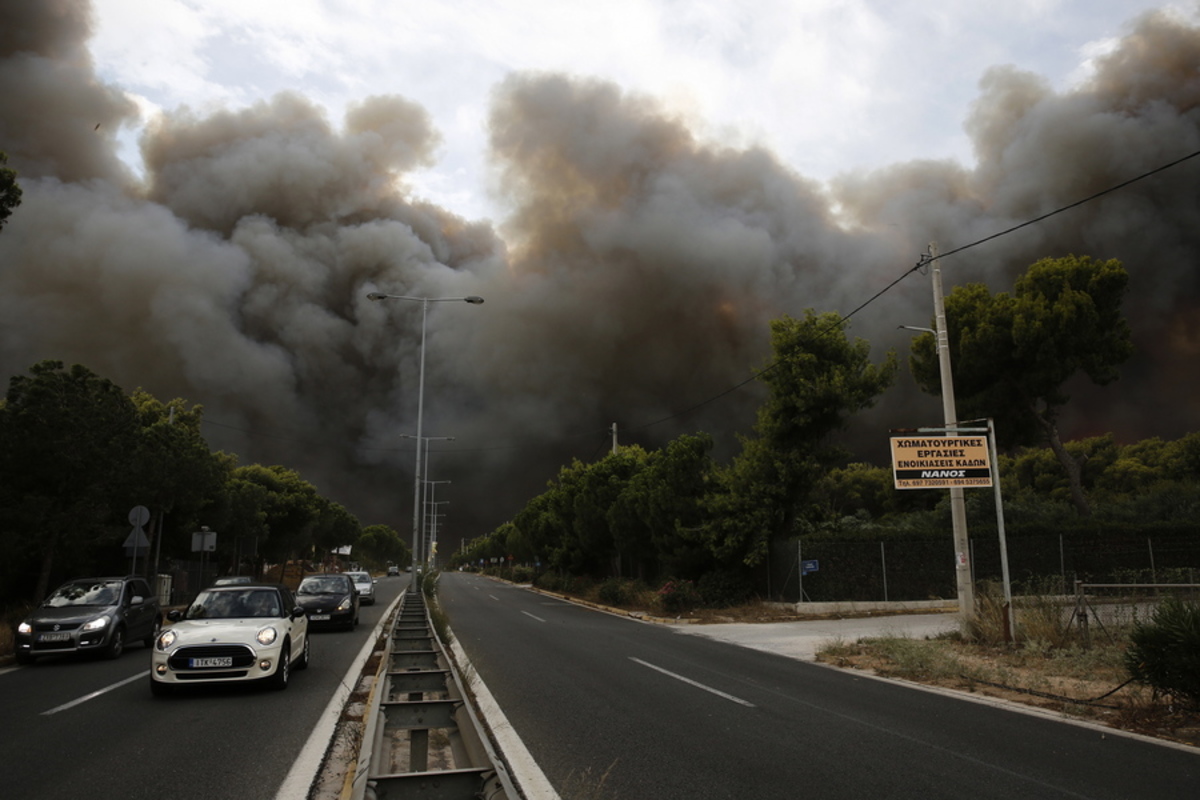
left=15, top=576, right=162, bottom=664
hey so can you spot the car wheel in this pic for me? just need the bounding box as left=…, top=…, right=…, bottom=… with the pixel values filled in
left=150, top=677, right=175, bottom=697
left=144, top=617, right=162, bottom=648
left=295, top=635, right=310, bottom=671
left=269, top=644, right=291, bottom=690
left=15, top=651, right=34, bottom=666
left=104, top=626, right=126, bottom=659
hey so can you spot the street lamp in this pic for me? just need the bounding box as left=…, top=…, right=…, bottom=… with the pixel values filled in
left=424, top=480, right=451, bottom=567
left=401, top=435, right=454, bottom=571
left=427, top=499, right=450, bottom=568
left=368, top=292, right=483, bottom=590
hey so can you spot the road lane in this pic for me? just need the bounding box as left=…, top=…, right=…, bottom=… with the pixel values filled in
left=439, top=572, right=1199, bottom=800
left=0, top=574, right=407, bottom=800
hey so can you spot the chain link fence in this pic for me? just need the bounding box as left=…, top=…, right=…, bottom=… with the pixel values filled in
left=764, top=530, right=1200, bottom=603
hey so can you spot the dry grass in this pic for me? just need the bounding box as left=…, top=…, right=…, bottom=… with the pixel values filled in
left=816, top=632, right=1200, bottom=749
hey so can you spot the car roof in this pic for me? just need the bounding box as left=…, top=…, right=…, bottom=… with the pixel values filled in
left=203, top=583, right=289, bottom=592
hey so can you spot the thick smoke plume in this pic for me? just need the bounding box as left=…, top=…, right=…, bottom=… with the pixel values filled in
left=2, top=2, right=1198, bottom=547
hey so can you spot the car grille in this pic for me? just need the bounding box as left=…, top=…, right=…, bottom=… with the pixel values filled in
left=176, top=670, right=251, bottom=681
left=32, top=622, right=82, bottom=632
left=169, top=644, right=256, bottom=671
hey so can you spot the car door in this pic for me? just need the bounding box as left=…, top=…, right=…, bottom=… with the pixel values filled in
left=126, top=579, right=156, bottom=640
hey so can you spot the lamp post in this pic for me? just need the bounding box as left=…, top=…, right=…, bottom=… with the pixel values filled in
left=401, top=435, right=454, bottom=571
left=424, top=480, right=451, bottom=568
left=427, top=499, right=450, bottom=568
left=368, top=292, right=483, bottom=590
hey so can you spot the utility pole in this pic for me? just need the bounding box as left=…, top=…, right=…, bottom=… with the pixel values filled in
left=930, top=242, right=975, bottom=620
left=611, top=422, right=618, bottom=455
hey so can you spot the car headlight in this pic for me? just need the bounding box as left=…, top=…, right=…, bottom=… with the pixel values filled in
left=156, top=629, right=177, bottom=651
left=337, top=595, right=352, bottom=611
left=257, top=627, right=278, bottom=646
left=18, top=621, right=31, bottom=635
left=82, top=616, right=110, bottom=632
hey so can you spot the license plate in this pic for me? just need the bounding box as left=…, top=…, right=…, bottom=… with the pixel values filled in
left=190, top=656, right=233, bottom=668
left=310, top=614, right=331, bottom=621
left=39, top=632, right=71, bottom=643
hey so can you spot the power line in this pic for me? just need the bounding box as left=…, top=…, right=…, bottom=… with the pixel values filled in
left=627, top=146, right=1200, bottom=434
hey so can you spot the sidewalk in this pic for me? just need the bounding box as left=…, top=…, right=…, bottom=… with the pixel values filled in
left=674, top=612, right=960, bottom=661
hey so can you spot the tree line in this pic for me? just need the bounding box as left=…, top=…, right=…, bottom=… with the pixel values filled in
left=0, top=361, right=408, bottom=604
left=452, top=255, right=1200, bottom=602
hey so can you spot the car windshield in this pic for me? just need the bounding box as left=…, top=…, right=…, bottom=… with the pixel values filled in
left=298, top=577, right=348, bottom=595
left=186, top=589, right=281, bottom=619
left=44, top=580, right=121, bottom=607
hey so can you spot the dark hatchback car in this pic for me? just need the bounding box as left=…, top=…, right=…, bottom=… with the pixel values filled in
left=295, top=573, right=359, bottom=631
left=15, top=576, right=161, bottom=664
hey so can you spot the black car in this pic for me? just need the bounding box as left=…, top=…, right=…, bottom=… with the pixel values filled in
left=15, top=576, right=162, bottom=664
left=295, top=573, right=359, bottom=631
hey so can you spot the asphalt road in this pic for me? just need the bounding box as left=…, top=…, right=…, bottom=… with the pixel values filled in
left=438, top=572, right=1200, bottom=800
left=0, top=575, right=408, bottom=800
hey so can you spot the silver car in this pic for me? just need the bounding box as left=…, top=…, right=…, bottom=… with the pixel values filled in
left=346, top=571, right=376, bottom=605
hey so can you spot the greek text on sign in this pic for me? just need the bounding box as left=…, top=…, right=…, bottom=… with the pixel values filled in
left=890, top=436, right=993, bottom=489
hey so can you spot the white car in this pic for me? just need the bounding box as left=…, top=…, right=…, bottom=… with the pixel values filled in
left=150, top=584, right=309, bottom=696
left=346, top=571, right=376, bottom=605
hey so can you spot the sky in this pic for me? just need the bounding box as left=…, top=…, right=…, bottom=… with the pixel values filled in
left=2, top=1, right=1199, bottom=555
left=87, top=0, right=1175, bottom=221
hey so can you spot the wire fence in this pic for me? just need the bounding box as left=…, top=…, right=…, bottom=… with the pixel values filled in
left=764, top=531, right=1200, bottom=604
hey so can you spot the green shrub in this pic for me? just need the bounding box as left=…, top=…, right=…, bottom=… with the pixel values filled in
left=697, top=570, right=752, bottom=608
left=510, top=565, right=534, bottom=584
left=657, top=579, right=701, bottom=614
left=1124, top=596, right=1200, bottom=706
left=598, top=578, right=633, bottom=607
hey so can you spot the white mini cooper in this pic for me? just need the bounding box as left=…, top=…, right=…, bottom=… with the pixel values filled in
left=150, top=583, right=309, bottom=696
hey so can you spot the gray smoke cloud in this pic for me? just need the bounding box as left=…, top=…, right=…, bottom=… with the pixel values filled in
left=1, top=2, right=1198, bottom=547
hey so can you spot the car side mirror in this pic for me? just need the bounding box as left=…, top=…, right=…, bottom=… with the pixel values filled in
left=131, top=595, right=145, bottom=606
left=291, top=606, right=305, bottom=620
left=167, top=609, right=183, bottom=622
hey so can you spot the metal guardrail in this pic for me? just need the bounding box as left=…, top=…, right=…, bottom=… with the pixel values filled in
left=349, top=589, right=518, bottom=800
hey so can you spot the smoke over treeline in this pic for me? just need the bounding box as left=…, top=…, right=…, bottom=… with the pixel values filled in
left=1, top=1, right=1198, bottom=547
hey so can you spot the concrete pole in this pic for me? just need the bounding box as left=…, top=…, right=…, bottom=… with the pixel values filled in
left=410, top=298, right=429, bottom=591
left=931, top=242, right=975, bottom=620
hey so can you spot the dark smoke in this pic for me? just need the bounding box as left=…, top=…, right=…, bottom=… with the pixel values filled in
left=1, top=3, right=1198, bottom=549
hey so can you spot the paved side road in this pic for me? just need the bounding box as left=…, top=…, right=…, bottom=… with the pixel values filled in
left=674, top=612, right=960, bottom=660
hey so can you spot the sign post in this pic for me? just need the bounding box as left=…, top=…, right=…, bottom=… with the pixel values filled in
left=125, top=505, right=151, bottom=575
left=891, top=421, right=1015, bottom=639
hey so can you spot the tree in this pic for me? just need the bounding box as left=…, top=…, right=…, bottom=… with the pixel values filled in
left=910, top=255, right=1133, bottom=516
left=312, top=498, right=361, bottom=559
left=127, top=391, right=224, bottom=576
left=608, top=433, right=719, bottom=581
left=0, top=361, right=141, bottom=601
left=0, top=151, right=22, bottom=232
left=357, top=524, right=410, bottom=568
left=704, top=311, right=898, bottom=566
left=232, top=464, right=323, bottom=562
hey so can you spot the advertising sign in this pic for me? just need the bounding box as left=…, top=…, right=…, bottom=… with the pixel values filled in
left=891, top=436, right=992, bottom=489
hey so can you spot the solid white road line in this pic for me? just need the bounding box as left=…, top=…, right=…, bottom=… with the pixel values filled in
left=449, top=635, right=561, bottom=800
left=41, top=671, right=148, bottom=715
left=274, top=594, right=400, bottom=800
left=629, top=657, right=756, bottom=707
left=521, top=611, right=547, bottom=622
